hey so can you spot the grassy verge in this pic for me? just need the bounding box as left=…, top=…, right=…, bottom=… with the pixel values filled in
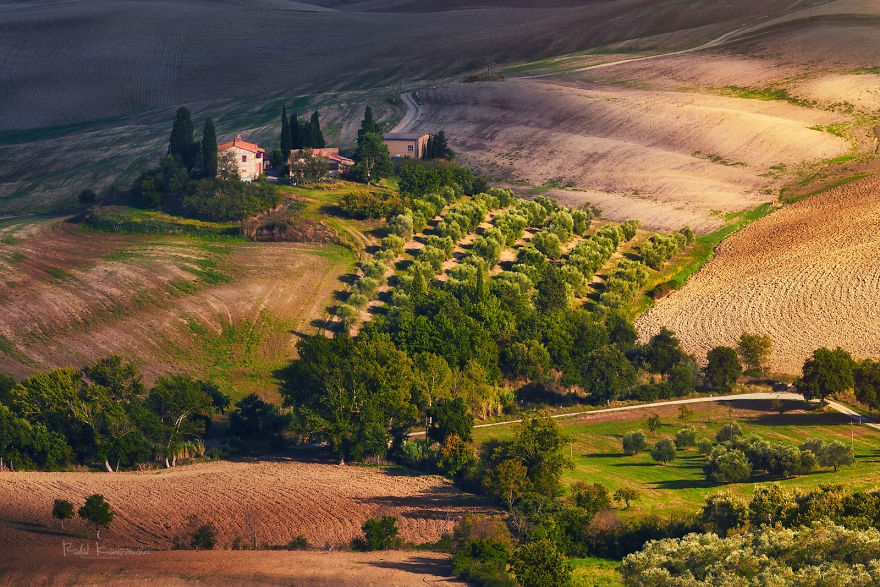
left=626, top=203, right=775, bottom=319
left=81, top=206, right=242, bottom=239
left=571, top=557, right=622, bottom=587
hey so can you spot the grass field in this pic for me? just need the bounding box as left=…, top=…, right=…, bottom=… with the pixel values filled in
left=473, top=398, right=880, bottom=518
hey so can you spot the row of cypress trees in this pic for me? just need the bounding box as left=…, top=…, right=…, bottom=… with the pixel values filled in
left=279, top=106, right=326, bottom=163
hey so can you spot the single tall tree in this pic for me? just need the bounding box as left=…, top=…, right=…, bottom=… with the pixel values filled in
left=201, top=117, right=218, bottom=178
left=306, top=111, right=325, bottom=148
left=351, top=132, right=392, bottom=183
left=52, top=499, right=75, bottom=529
left=280, top=104, right=292, bottom=163
left=169, top=106, right=196, bottom=171
left=78, top=494, right=113, bottom=539
left=795, top=346, right=855, bottom=402
left=290, top=111, right=305, bottom=149
left=357, top=106, right=381, bottom=145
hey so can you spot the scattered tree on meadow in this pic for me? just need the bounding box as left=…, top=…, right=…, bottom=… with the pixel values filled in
left=678, top=405, right=693, bottom=423
left=78, top=494, right=113, bottom=539
left=737, top=333, right=772, bottom=375
left=646, top=413, right=661, bottom=434
left=201, top=117, right=218, bottom=179
left=674, top=427, right=698, bottom=450
left=622, top=431, right=647, bottom=455
left=795, top=346, right=855, bottom=402
left=569, top=481, right=611, bottom=515
left=614, top=485, right=641, bottom=509
left=651, top=438, right=676, bottom=464
left=704, top=446, right=752, bottom=484
left=168, top=106, right=197, bottom=171
left=52, top=499, right=75, bottom=529
left=704, top=346, right=742, bottom=392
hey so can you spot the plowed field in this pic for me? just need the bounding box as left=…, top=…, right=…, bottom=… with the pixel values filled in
left=636, top=174, right=880, bottom=374
left=0, top=458, right=492, bottom=550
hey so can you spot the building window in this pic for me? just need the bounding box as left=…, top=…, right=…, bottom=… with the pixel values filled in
left=242, top=155, right=247, bottom=162
left=407, top=145, right=414, bottom=152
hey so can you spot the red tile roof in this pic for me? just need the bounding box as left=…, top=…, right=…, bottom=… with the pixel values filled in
left=218, top=134, right=263, bottom=153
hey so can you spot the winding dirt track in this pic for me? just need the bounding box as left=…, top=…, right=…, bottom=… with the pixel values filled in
left=637, top=175, right=880, bottom=374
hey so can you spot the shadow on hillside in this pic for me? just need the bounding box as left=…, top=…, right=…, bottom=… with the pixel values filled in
left=8, top=520, right=78, bottom=539
left=652, top=478, right=714, bottom=490
left=358, top=488, right=495, bottom=521
left=368, top=555, right=454, bottom=578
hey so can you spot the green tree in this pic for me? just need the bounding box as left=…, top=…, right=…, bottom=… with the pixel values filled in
left=506, top=413, right=571, bottom=495
left=52, top=499, right=75, bottom=529
left=360, top=516, right=399, bottom=551
left=698, top=491, right=748, bottom=537
left=704, top=346, right=742, bottom=392
left=534, top=264, right=570, bottom=314
left=622, top=431, right=646, bottom=455
left=569, top=481, right=611, bottom=516
left=428, top=397, right=474, bottom=444
left=351, top=132, right=393, bottom=183
left=614, top=485, right=641, bottom=508
left=795, top=347, right=855, bottom=402
left=168, top=106, right=197, bottom=171
left=812, top=439, right=854, bottom=472
left=674, top=427, right=698, bottom=450
left=147, top=374, right=228, bottom=467
left=305, top=111, right=325, bottom=148
left=737, top=332, right=772, bottom=375
left=511, top=539, right=572, bottom=587
left=357, top=106, right=381, bottom=145
left=704, top=446, right=752, bottom=484
left=715, top=422, right=742, bottom=442
left=290, top=111, right=305, bottom=149
left=646, top=413, right=662, bottom=434
left=641, top=327, right=685, bottom=375
left=678, top=405, right=693, bottom=423
left=436, top=434, right=476, bottom=477
left=749, top=483, right=795, bottom=527
left=651, top=438, right=676, bottom=464
left=78, top=494, right=113, bottom=539
left=201, top=117, right=218, bottom=178
left=853, top=358, right=880, bottom=408
left=485, top=458, right=530, bottom=511
left=229, top=393, right=289, bottom=440
left=290, top=148, right=329, bottom=184
left=280, top=104, right=292, bottom=163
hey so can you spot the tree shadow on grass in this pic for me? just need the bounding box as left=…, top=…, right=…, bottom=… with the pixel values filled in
left=367, top=555, right=454, bottom=578
left=653, top=478, right=715, bottom=490
left=8, top=520, right=76, bottom=539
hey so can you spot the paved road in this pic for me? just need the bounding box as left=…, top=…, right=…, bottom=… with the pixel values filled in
left=389, top=91, right=421, bottom=134
left=410, top=391, right=878, bottom=436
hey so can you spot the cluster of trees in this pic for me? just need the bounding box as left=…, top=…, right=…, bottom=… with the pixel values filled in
left=637, top=227, right=693, bottom=269
left=278, top=104, right=325, bottom=164
left=350, top=106, right=392, bottom=184
left=792, top=345, right=880, bottom=408
left=53, top=494, right=113, bottom=538
left=423, top=131, right=453, bottom=161
left=0, top=356, right=250, bottom=471
left=622, top=484, right=880, bottom=585
left=338, top=188, right=406, bottom=220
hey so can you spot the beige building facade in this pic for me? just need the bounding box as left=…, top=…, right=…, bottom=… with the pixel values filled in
left=217, top=135, right=266, bottom=181
left=383, top=133, right=430, bottom=160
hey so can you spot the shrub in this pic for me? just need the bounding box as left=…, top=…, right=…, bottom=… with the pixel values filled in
left=715, top=422, right=742, bottom=443
left=704, top=446, right=752, bottom=483
left=569, top=481, right=611, bottom=515
left=511, top=539, right=572, bottom=587
left=698, top=491, right=748, bottom=537
left=622, top=431, right=647, bottom=455
left=696, top=437, right=714, bottom=455
left=358, top=516, right=400, bottom=551
left=190, top=521, right=218, bottom=550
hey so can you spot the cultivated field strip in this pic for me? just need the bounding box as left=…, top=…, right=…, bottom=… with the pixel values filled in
left=636, top=174, right=880, bottom=374
left=0, top=459, right=493, bottom=549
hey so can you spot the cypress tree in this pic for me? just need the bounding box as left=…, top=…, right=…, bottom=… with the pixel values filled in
left=434, top=130, right=451, bottom=160
left=424, top=135, right=436, bottom=160
left=169, top=106, right=196, bottom=170
left=357, top=106, right=381, bottom=146
left=308, top=111, right=325, bottom=149
left=280, top=104, right=292, bottom=162
left=291, top=112, right=305, bottom=149
left=201, top=117, right=218, bottom=178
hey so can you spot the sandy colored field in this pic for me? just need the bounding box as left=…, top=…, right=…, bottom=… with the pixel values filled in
left=636, top=174, right=880, bottom=374
left=0, top=458, right=492, bottom=550
left=413, top=79, right=848, bottom=233
left=0, top=219, right=351, bottom=393
left=0, top=548, right=466, bottom=587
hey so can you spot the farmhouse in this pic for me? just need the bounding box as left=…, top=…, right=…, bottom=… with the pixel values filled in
left=217, top=135, right=266, bottom=181
left=302, top=148, right=355, bottom=176
left=383, top=132, right=430, bottom=159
